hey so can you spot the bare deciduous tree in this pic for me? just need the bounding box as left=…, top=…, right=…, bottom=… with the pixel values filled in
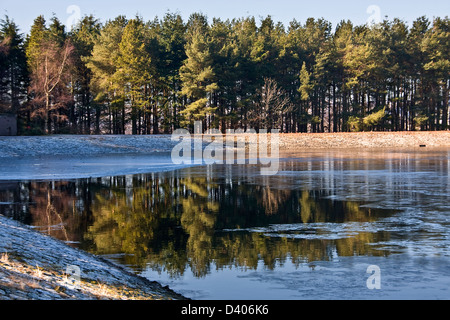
left=249, top=78, right=293, bottom=131
left=29, top=39, right=75, bottom=134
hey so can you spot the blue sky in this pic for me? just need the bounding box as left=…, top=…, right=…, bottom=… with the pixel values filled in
left=2, top=0, right=449, bottom=34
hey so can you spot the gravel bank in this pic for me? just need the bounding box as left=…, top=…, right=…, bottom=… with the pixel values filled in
left=0, top=215, right=186, bottom=300
left=278, top=131, right=450, bottom=150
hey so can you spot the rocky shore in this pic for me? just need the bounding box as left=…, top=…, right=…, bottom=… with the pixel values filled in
left=278, top=131, right=450, bottom=150
left=0, top=215, right=186, bottom=300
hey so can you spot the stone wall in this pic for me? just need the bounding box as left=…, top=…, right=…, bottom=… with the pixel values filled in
left=278, top=131, right=450, bottom=150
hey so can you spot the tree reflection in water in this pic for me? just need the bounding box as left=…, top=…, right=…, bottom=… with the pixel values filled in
left=0, top=165, right=397, bottom=278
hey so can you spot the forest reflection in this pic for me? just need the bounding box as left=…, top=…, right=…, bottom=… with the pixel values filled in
left=0, top=165, right=397, bottom=278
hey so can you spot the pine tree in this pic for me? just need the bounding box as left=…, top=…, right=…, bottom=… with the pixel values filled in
left=231, top=17, right=259, bottom=129
left=158, top=12, right=187, bottom=132
left=408, top=16, right=430, bottom=130
left=48, top=16, right=66, bottom=46
left=117, top=17, right=154, bottom=134
left=210, top=18, right=238, bottom=131
left=298, top=61, right=314, bottom=131
left=179, top=22, right=219, bottom=130
left=71, top=15, right=101, bottom=134
left=25, top=15, right=47, bottom=74
left=0, top=16, right=28, bottom=115
left=86, top=16, right=127, bottom=134
left=423, top=17, right=450, bottom=130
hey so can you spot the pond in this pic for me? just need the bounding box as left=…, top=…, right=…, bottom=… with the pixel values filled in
left=1, top=148, right=449, bottom=300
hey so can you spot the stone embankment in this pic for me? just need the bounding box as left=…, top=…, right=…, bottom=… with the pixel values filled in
left=278, top=131, right=450, bottom=150
left=0, top=215, right=186, bottom=300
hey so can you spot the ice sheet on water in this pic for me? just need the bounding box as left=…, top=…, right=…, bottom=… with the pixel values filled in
left=223, top=222, right=379, bottom=240
left=0, top=135, right=180, bottom=158
left=0, top=135, right=216, bottom=180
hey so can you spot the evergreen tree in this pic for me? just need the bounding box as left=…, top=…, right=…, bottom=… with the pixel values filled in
left=179, top=21, right=219, bottom=130
left=86, top=16, right=127, bottom=134
left=117, top=17, right=154, bottom=134
left=210, top=18, right=238, bottom=130
left=408, top=16, right=430, bottom=130
left=25, top=16, right=47, bottom=74
left=231, top=17, right=259, bottom=129
left=71, top=15, right=101, bottom=134
left=423, top=17, right=450, bottom=130
left=158, top=12, right=187, bottom=132
left=0, top=16, right=28, bottom=115
left=298, top=62, right=313, bottom=131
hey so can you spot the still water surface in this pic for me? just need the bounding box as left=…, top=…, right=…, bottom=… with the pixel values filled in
left=1, top=148, right=449, bottom=299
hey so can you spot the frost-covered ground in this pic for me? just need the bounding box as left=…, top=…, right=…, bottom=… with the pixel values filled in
left=0, top=135, right=189, bottom=180
left=0, top=215, right=186, bottom=300
left=0, top=135, right=179, bottom=158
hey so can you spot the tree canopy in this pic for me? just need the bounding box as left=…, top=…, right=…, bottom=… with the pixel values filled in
left=0, top=13, right=448, bottom=134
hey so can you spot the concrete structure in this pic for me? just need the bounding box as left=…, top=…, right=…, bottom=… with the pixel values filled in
left=0, top=114, right=17, bottom=136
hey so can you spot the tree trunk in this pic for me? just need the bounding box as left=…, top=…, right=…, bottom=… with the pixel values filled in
left=45, top=92, right=50, bottom=134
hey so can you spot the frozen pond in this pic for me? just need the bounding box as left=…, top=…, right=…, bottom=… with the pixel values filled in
left=1, top=147, right=449, bottom=300
left=0, top=135, right=186, bottom=180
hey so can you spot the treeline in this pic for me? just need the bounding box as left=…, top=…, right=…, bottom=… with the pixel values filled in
left=0, top=13, right=449, bottom=135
